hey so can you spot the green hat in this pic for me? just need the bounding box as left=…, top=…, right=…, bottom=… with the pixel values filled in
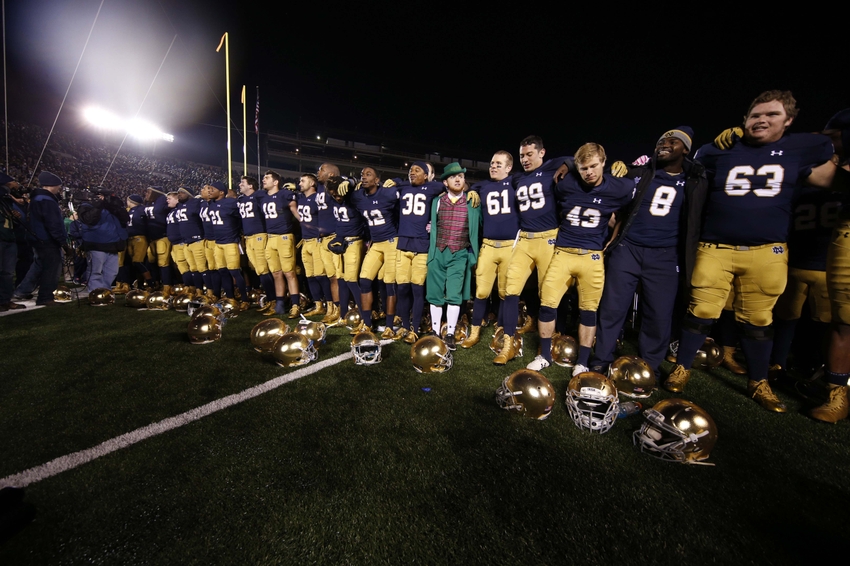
left=440, top=162, right=467, bottom=180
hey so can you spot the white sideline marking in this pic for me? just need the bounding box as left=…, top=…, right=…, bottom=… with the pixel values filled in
left=1, top=341, right=391, bottom=488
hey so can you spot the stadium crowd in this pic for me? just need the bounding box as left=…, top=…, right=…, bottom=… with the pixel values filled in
left=3, top=89, right=850, bottom=432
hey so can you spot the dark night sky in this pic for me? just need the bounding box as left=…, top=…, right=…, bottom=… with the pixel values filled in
left=4, top=1, right=845, bottom=168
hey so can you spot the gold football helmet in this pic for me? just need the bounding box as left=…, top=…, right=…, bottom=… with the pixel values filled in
left=125, top=288, right=150, bottom=308
left=351, top=330, right=382, bottom=365
left=170, top=283, right=187, bottom=296
left=295, top=318, right=326, bottom=348
left=250, top=319, right=291, bottom=354
left=146, top=291, right=171, bottom=310
left=344, top=308, right=362, bottom=331
left=693, top=337, right=723, bottom=369
left=192, top=305, right=223, bottom=320
left=410, top=335, right=453, bottom=373
left=272, top=332, right=318, bottom=368
left=187, top=295, right=211, bottom=317
left=88, top=288, right=115, bottom=306
left=565, top=371, right=620, bottom=434
left=633, top=398, right=718, bottom=465
left=171, top=292, right=193, bottom=312
left=54, top=286, right=73, bottom=303
left=187, top=313, right=222, bottom=344
left=609, top=355, right=657, bottom=398
left=216, top=297, right=241, bottom=318
left=495, top=369, right=556, bottom=420
left=551, top=334, right=579, bottom=367
left=247, top=288, right=264, bottom=304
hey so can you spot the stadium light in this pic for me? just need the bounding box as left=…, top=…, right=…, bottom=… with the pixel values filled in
left=83, top=106, right=173, bottom=142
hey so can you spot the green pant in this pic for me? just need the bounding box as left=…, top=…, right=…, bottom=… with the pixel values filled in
left=426, top=247, right=469, bottom=306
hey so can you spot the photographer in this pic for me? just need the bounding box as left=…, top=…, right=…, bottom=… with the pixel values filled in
left=14, top=171, right=69, bottom=306
left=0, top=173, right=26, bottom=311
left=69, top=186, right=129, bottom=295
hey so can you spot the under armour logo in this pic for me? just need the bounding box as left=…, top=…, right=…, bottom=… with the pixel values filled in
left=536, top=172, right=543, bottom=177
left=771, top=150, right=783, bottom=156
left=593, top=198, right=602, bottom=204
left=772, top=245, right=784, bottom=254
left=591, top=253, right=601, bottom=260
left=676, top=181, right=685, bottom=186
left=372, top=200, right=378, bottom=204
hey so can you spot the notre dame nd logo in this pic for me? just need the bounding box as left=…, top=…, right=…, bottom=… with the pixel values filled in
left=591, top=253, right=601, bottom=261
left=772, top=246, right=784, bottom=255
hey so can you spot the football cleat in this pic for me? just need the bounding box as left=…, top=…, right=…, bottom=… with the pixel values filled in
left=495, top=369, right=556, bottom=420
left=526, top=355, right=550, bottom=372
left=810, top=384, right=849, bottom=424
left=403, top=330, right=420, bottom=345
left=633, top=398, right=718, bottom=465
left=664, top=364, right=691, bottom=393
left=493, top=333, right=518, bottom=365
left=748, top=380, right=787, bottom=413
left=565, top=371, right=619, bottom=433
left=460, top=325, right=481, bottom=349
left=721, top=346, right=747, bottom=375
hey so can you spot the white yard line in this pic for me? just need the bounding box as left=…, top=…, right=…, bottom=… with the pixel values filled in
left=1, top=340, right=393, bottom=488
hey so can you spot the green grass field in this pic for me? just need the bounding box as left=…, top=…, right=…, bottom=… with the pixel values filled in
left=1, top=299, right=849, bottom=565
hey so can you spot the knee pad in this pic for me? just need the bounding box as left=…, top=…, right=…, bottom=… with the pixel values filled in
left=539, top=306, right=557, bottom=323
left=579, top=309, right=597, bottom=327
left=359, top=278, right=373, bottom=295
left=738, top=322, right=773, bottom=341
left=385, top=282, right=396, bottom=297
left=682, top=315, right=714, bottom=335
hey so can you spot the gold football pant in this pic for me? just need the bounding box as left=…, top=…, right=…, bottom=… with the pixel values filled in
left=540, top=247, right=605, bottom=310
left=505, top=229, right=557, bottom=297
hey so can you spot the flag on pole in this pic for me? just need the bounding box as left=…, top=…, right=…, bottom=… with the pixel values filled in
left=254, top=88, right=260, bottom=135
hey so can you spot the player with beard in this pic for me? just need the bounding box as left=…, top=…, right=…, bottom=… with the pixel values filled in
left=588, top=128, right=707, bottom=378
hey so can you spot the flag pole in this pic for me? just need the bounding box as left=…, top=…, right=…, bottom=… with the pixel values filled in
left=216, top=32, right=232, bottom=191
left=255, top=86, right=260, bottom=180
left=241, top=84, right=247, bottom=176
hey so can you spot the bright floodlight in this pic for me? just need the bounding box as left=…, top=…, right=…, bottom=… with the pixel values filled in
left=83, top=106, right=173, bottom=142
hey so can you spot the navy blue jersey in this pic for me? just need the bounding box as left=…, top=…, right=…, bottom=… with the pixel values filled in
left=513, top=158, right=567, bottom=232
left=200, top=200, right=216, bottom=240
left=556, top=173, right=635, bottom=249
left=624, top=169, right=686, bottom=248
left=475, top=178, right=519, bottom=240
left=165, top=208, right=184, bottom=244
left=127, top=205, right=147, bottom=238
left=144, top=195, right=168, bottom=240
left=263, top=190, right=297, bottom=234
left=788, top=187, right=842, bottom=271
left=296, top=192, right=321, bottom=239
left=397, top=180, right=443, bottom=252
left=177, top=198, right=205, bottom=243
left=350, top=187, right=398, bottom=243
left=696, top=133, right=833, bottom=245
left=238, top=191, right=267, bottom=236
left=315, top=184, right=337, bottom=236
left=209, top=197, right=242, bottom=244
left=331, top=199, right=366, bottom=238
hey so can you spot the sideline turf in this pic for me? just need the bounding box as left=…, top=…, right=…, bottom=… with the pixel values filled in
left=1, top=303, right=848, bottom=564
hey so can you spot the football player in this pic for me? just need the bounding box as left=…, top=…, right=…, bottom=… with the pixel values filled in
left=295, top=173, right=328, bottom=316
left=590, top=127, right=707, bottom=379
left=175, top=187, right=207, bottom=294
left=208, top=181, right=249, bottom=305
left=666, top=90, right=846, bottom=413
left=316, top=163, right=345, bottom=324
left=494, top=135, right=567, bottom=365
left=143, top=186, right=173, bottom=292
left=199, top=183, right=224, bottom=300
left=165, top=190, right=190, bottom=292
left=463, top=151, right=517, bottom=348
left=118, top=194, right=150, bottom=290
left=325, top=176, right=367, bottom=322
left=262, top=171, right=301, bottom=317
left=392, top=162, right=446, bottom=344
left=528, top=143, right=634, bottom=372
left=238, top=175, right=275, bottom=312
left=349, top=166, right=399, bottom=336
